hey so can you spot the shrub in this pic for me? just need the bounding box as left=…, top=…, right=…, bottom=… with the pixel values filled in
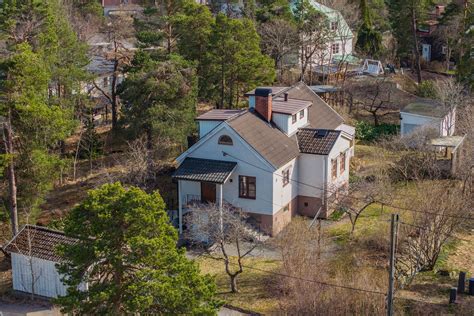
left=416, top=80, right=438, bottom=98
left=355, top=121, right=399, bottom=142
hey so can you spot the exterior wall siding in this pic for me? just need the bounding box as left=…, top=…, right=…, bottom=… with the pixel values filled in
left=184, top=125, right=275, bottom=215
left=198, top=120, right=221, bottom=139
left=12, top=254, right=68, bottom=298
left=400, top=112, right=443, bottom=136
left=272, top=158, right=299, bottom=214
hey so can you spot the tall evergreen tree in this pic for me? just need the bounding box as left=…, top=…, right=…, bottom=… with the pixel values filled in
left=202, top=13, right=275, bottom=108
left=56, top=183, right=220, bottom=314
left=356, top=0, right=382, bottom=57
left=0, top=0, right=87, bottom=235
left=387, top=0, right=430, bottom=83
left=119, top=53, right=197, bottom=151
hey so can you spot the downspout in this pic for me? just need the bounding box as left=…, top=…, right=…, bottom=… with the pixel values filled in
left=323, top=156, right=328, bottom=212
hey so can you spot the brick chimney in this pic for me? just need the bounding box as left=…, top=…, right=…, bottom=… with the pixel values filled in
left=254, top=88, right=272, bottom=122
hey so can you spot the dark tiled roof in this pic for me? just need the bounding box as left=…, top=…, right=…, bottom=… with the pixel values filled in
left=227, top=111, right=300, bottom=168
left=286, top=82, right=344, bottom=129
left=297, top=129, right=341, bottom=155
left=196, top=109, right=245, bottom=121
left=173, top=157, right=237, bottom=183
left=272, top=98, right=312, bottom=115
left=4, top=225, right=77, bottom=262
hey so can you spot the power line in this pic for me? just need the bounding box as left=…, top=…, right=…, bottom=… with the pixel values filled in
left=222, top=151, right=474, bottom=221
left=200, top=254, right=387, bottom=297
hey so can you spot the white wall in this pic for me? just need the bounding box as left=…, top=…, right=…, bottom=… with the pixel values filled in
left=198, top=120, right=221, bottom=139
left=272, top=108, right=309, bottom=136
left=272, top=158, right=299, bottom=213
left=400, top=112, right=442, bottom=136
left=12, top=254, right=67, bottom=298
left=327, top=135, right=351, bottom=189
left=180, top=180, right=201, bottom=206
left=297, top=153, right=326, bottom=198
left=181, top=124, right=275, bottom=215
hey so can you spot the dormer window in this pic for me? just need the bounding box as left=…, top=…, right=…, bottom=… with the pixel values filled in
left=299, top=110, right=305, bottom=119
left=218, top=135, right=233, bottom=145
left=292, top=114, right=297, bottom=124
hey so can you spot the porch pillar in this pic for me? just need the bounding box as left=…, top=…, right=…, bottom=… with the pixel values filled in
left=178, top=180, right=183, bottom=234
left=218, top=183, right=223, bottom=233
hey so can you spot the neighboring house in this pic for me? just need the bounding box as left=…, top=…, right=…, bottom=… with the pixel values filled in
left=304, top=0, right=354, bottom=66
left=400, top=99, right=456, bottom=136
left=100, top=0, right=144, bottom=16
left=173, top=82, right=355, bottom=236
left=3, top=225, right=84, bottom=298
left=417, top=4, right=446, bottom=62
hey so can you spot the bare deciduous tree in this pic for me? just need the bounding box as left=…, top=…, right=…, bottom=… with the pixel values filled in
left=274, top=218, right=386, bottom=314
left=396, top=182, right=472, bottom=285
left=90, top=15, right=135, bottom=129
left=258, top=19, right=299, bottom=81
left=185, top=204, right=263, bottom=293
left=345, top=77, right=399, bottom=126
left=329, top=173, right=394, bottom=235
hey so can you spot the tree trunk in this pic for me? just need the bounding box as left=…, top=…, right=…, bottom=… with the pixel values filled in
left=111, top=42, right=120, bottom=130
left=411, top=7, right=422, bottom=83
left=4, top=110, right=19, bottom=236
left=230, top=274, right=238, bottom=293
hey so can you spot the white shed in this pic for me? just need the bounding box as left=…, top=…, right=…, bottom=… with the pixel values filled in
left=3, top=225, right=79, bottom=298
left=400, top=99, right=455, bottom=136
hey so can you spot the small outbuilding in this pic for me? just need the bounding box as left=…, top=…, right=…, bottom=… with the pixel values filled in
left=3, top=225, right=79, bottom=298
left=400, top=99, right=456, bottom=136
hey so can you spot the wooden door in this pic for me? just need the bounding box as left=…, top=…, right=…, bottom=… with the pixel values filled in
left=201, top=182, right=216, bottom=203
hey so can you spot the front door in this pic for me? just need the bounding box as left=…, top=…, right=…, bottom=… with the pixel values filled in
left=422, top=44, right=431, bottom=62
left=201, top=182, right=216, bottom=203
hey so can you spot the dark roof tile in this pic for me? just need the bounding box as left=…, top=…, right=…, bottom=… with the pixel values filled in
left=4, top=225, right=77, bottom=262
left=227, top=111, right=300, bottom=168
left=173, top=157, right=237, bottom=183
left=297, top=129, right=340, bottom=155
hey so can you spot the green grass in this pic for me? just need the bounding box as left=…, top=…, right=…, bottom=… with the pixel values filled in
left=196, top=256, right=281, bottom=314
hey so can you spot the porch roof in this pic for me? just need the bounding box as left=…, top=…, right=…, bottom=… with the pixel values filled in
left=173, top=157, right=237, bottom=184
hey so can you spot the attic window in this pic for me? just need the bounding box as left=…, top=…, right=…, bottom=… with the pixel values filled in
left=315, top=130, right=328, bottom=138
left=218, top=135, right=233, bottom=145
left=331, top=21, right=338, bottom=31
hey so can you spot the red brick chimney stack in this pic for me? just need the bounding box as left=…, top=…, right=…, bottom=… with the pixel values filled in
left=254, top=88, right=273, bottom=122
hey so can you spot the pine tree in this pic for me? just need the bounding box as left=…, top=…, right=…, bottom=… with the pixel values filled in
left=56, top=183, right=221, bottom=314
left=355, top=0, right=382, bottom=58
left=202, top=13, right=275, bottom=108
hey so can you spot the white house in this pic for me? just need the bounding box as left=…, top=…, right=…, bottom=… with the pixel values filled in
left=173, top=82, right=354, bottom=236
left=3, top=225, right=83, bottom=298
left=400, top=99, right=456, bottom=136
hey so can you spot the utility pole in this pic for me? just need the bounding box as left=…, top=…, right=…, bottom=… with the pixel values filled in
left=387, top=213, right=399, bottom=316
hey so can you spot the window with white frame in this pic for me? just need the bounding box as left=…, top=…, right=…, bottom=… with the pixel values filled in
left=331, top=21, right=338, bottom=31
left=331, top=158, right=337, bottom=179
left=292, top=114, right=297, bottom=124
left=331, top=43, right=340, bottom=55
left=299, top=109, right=305, bottom=119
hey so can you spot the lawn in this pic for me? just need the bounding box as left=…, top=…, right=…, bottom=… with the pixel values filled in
left=196, top=256, right=281, bottom=314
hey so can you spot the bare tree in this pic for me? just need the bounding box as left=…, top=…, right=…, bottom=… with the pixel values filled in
left=330, top=173, right=394, bottom=235
left=185, top=204, right=263, bottom=293
left=258, top=19, right=299, bottom=81
left=274, top=218, right=386, bottom=314
left=297, top=11, right=331, bottom=81
left=345, top=77, right=399, bottom=126
left=90, top=15, right=135, bottom=129
left=118, top=136, right=158, bottom=189
left=396, top=182, right=472, bottom=285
